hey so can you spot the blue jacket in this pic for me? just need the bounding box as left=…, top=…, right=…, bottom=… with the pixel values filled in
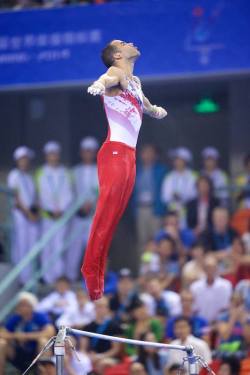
left=134, top=162, right=168, bottom=217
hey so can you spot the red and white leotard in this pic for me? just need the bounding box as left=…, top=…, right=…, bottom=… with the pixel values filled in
left=103, top=76, right=143, bottom=148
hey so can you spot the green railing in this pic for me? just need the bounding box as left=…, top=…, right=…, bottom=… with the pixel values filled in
left=0, top=195, right=86, bottom=322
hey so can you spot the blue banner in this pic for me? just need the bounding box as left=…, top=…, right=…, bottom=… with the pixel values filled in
left=0, top=0, right=250, bottom=89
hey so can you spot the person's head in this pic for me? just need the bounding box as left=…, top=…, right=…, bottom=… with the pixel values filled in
left=231, top=237, right=246, bottom=256
left=230, top=291, right=244, bottom=308
left=101, top=40, right=140, bottom=68
left=173, top=316, right=191, bottom=341
left=43, top=141, right=61, bottom=166
left=244, top=153, right=250, bottom=174
left=180, top=290, right=194, bottom=314
left=16, top=292, right=38, bottom=319
left=14, top=146, right=34, bottom=171
left=118, top=268, right=134, bottom=296
left=164, top=211, right=180, bottom=230
left=130, top=362, right=147, bottom=375
left=94, top=296, right=110, bottom=320
left=38, top=358, right=56, bottom=375
left=165, top=364, right=182, bottom=375
left=203, top=255, right=218, bottom=282
left=141, top=332, right=158, bottom=354
left=157, top=236, right=175, bottom=259
left=80, top=136, right=99, bottom=164
left=172, top=147, right=192, bottom=172
left=55, top=276, right=71, bottom=294
left=147, top=278, right=163, bottom=298
left=217, top=357, right=240, bottom=375
left=131, top=300, right=149, bottom=321
left=75, top=288, right=88, bottom=307
left=196, top=175, right=214, bottom=197
left=190, top=243, right=205, bottom=261
left=202, top=147, right=220, bottom=172
left=139, top=144, right=157, bottom=166
left=212, top=207, right=230, bottom=232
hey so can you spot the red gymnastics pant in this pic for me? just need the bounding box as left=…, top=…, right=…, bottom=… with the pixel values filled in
left=81, top=140, right=136, bottom=300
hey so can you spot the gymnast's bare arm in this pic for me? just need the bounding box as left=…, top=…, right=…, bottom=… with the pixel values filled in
left=87, top=67, right=127, bottom=96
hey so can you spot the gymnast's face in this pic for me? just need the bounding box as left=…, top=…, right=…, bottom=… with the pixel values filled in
left=111, top=40, right=141, bottom=60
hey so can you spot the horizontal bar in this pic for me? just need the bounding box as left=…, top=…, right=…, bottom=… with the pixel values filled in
left=67, top=328, right=187, bottom=352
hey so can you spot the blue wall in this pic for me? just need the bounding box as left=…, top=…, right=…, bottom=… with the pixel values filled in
left=0, top=0, right=250, bottom=88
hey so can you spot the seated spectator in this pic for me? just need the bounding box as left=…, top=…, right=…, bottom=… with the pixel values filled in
left=64, top=336, right=92, bottom=375
left=0, top=292, right=54, bottom=373
left=130, top=362, right=148, bottom=375
left=166, top=317, right=211, bottom=370
left=83, top=297, right=122, bottom=366
left=155, top=210, right=195, bottom=251
left=161, top=147, right=197, bottom=226
left=217, top=357, right=241, bottom=375
left=215, top=320, right=242, bottom=355
left=125, top=300, right=163, bottom=356
left=109, top=268, right=141, bottom=323
left=190, top=255, right=232, bottom=322
left=235, top=153, right=250, bottom=209
left=239, top=319, right=250, bottom=356
left=201, top=147, right=229, bottom=205
left=186, top=175, right=219, bottom=236
left=199, top=207, right=239, bottom=256
left=182, top=243, right=206, bottom=286
left=56, top=288, right=95, bottom=328
left=38, top=357, right=56, bottom=375
left=140, top=240, right=159, bottom=275
left=137, top=332, right=166, bottom=375
left=37, top=276, right=77, bottom=321
left=141, top=277, right=181, bottom=318
left=166, top=290, right=208, bottom=340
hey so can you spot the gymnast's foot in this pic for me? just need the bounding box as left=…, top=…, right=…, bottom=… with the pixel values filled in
left=81, top=268, right=104, bottom=301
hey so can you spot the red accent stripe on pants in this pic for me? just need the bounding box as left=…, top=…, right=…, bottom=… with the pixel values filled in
left=81, top=141, right=136, bottom=300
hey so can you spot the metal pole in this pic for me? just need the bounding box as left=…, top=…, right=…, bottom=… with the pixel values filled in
left=54, top=326, right=66, bottom=375
left=186, top=345, right=199, bottom=375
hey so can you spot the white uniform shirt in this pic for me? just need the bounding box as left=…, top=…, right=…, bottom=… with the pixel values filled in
left=141, top=291, right=181, bottom=317
left=72, top=164, right=98, bottom=204
left=190, top=277, right=232, bottom=322
left=56, top=301, right=95, bottom=327
left=37, top=290, right=77, bottom=316
left=167, top=335, right=211, bottom=368
left=161, top=169, right=197, bottom=204
left=204, top=168, right=229, bottom=200
left=37, top=165, right=73, bottom=212
left=8, top=169, right=37, bottom=208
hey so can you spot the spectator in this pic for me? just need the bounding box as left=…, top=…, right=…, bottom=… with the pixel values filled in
left=235, top=153, right=250, bottom=209
left=141, top=277, right=181, bottom=318
left=83, top=297, right=122, bottom=364
left=38, top=357, right=56, bottom=375
left=239, top=319, right=250, bottom=356
left=56, top=288, right=95, bottom=328
left=200, top=207, right=239, bottom=256
left=7, top=146, right=39, bottom=284
left=165, top=290, right=208, bottom=340
left=109, top=268, right=141, bottom=323
left=217, top=357, right=241, bottom=375
left=182, top=243, right=206, bottom=286
left=36, top=141, right=73, bottom=283
left=161, top=147, right=197, bottom=225
left=37, top=276, right=77, bottom=321
left=166, top=317, right=211, bottom=369
left=125, top=300, right=163, bottom=356
left=0, top=292, right=54, bottom=373
left=135, top=144, right=167, bottom=250
left=186, top=175, right=220, bottom=236
left=64, top=336, right=92, bottom=375
left=201, top=147, right=229, bottom=205
left=235, top=279, right=250, bottom=312
left=164, top=364, right=182, bottom=375
left=130, top=362, right=148, bottom=375
left=190, top=255, right=232, bottom=322
left=137, top=332, right=166, bottom=375
left=66, top=136, right=99, bottom=282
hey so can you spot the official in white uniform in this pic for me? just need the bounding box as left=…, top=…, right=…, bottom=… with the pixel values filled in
left=201, top=147, right=229, bottom=204
left=7, top=146, right=39, bottom=284
left=161, top=147, right=197, bottom=225
left=36, top=141, right=73, bottom=283
left=66, top=137, right=99, bottom=281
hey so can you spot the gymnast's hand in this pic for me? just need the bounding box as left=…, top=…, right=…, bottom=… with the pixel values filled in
left=87, top=81, right=106, bottom=96
left=150, top=105, right=168, bottom=119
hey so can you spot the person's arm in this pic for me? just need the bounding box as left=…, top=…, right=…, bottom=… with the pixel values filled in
left=142, top=93, right=167, bottom=119
left=13, top=324, right=55, bottom=341
left=87, top=67, right=127, bottom=96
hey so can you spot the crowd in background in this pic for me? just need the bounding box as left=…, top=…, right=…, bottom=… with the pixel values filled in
left=0, top=0, right=117, bottom=10
left=0, top=140, right=250, bottom=374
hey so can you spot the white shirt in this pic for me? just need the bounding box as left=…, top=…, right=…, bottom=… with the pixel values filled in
left=141, top=291, right=181, bottom=317
left=161, top=169, right=197, bottom=204
left=37, top=290, right=77, bottom=316
left=72, top=164, right=98, bottom=204
left=56, top=301, right=95, bottom=328
left=204, top=168, right=229, bottom=200
left=65, top=352, right=92, bottom=375
left=190, top=277, right=232, bottom=322
left=37, top=165, right=73, bottom=212
left=167, top=335, right=212, bottom=369
left=8, top=169, right=37, bottom=209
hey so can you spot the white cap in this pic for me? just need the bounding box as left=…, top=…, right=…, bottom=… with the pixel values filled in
left=17, top=292, right=38, bottom=309
left=13, top=146, right=34, bottom=161
left=43, top=141, right=61, bottom=154
left=80, top=136, right=99, bottom=151
left=202, top=147, right=219, bottom=160
left=173, top=147, right=192, bottom=162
